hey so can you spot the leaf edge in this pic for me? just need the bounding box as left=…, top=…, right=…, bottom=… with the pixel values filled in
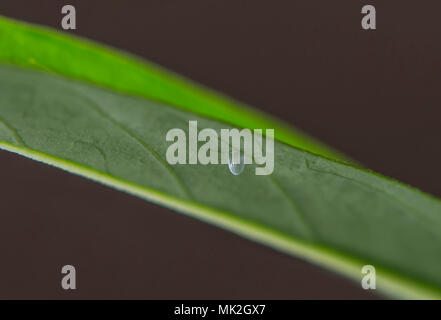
left=1, top=141, right=439, bottom=300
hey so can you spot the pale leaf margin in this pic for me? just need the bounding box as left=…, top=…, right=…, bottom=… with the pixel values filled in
left=1, top=141, right=440, bottom=300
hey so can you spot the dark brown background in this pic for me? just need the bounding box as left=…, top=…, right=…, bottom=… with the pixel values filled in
left=0, top=0, right=439, bottom=299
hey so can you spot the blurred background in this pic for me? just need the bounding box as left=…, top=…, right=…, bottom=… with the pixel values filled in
left=0, top=0, right=439, bottom=299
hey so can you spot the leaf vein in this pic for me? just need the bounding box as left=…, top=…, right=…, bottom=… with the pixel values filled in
left=77, top=94, right=193, bottom=200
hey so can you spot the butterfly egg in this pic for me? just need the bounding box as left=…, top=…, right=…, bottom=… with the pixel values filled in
left=228, top=150, right=245, bottom=176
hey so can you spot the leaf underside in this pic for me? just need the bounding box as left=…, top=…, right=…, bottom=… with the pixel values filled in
left=0, top=16, right=440, bottom=299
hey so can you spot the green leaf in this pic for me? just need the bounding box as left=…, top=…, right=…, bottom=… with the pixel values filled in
left=0, top=15, right=346, bottom=162
left=1, top=16, right=440, bottom=299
